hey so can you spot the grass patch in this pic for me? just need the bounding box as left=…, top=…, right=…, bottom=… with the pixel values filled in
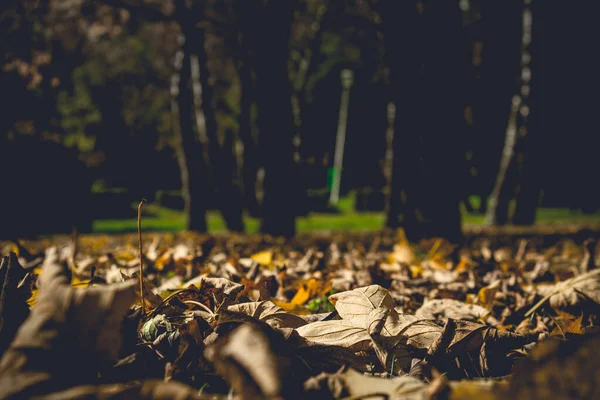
left=92, top=194, right=600, bottom=233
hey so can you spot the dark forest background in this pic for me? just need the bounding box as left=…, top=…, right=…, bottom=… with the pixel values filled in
left=1, top=0, right=599, bottom=241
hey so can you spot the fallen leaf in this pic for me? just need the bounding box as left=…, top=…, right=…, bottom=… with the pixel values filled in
left=304, top=367, right=427, bottom=400
left=295, top=320, right=372, bottom=351
left=0, top=253, right=30, bottom=354
left=205, top=322, right=298, bottom=399
left=0, top=253, right=136, bottom=397
left=478, top=280, right=501, bottom=310
left=529, top=269, right=600, bottom=315
left=225, top=301, right=307, bottom=329
left=416, top=299, right=490, bottom=322
left=329, top=285, right=395, bottom=330
left=250, top=251, right=273, bottom=266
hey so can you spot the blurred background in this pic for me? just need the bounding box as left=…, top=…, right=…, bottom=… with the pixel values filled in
left=1, top=0, right=598, bottom=240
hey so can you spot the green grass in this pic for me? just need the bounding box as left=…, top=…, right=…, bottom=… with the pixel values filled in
left=92, top=193, right=600, bottom=234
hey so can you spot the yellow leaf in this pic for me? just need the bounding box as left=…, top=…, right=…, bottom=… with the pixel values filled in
left=410, top=265, right=423, bottom=279
left=290, top=279, right=332, bottom=306
left=465, top=293, right=478, bottom=304
left=27, top=289, right=38, bottom=307
left=455, top=258, right=470, bottom=273
left=271, top=299, right=310, bottom=315
left=395, top=227, right=409, bottom=245
left=478, top=281, right=500, bottom=310
left=71, top=276, right=91, bottom=287
left=427, top=239, right=443, bottom=260
left=250, top=251, right=273, bottom=266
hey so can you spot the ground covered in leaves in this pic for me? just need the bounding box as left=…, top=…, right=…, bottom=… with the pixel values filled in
left=0, top=231, right=599, bottom=399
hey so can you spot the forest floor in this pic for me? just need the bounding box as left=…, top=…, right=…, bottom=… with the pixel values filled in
left=0, top=228, right=599, bottom=399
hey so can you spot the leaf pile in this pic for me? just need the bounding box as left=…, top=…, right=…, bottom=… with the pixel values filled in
left=0, top=233, right=598, bottom=399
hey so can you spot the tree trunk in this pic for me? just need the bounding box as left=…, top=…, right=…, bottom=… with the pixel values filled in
left=485, top=0, right=542, bottom=226
left=472, top=0, right=524, bottom=211
left=484, top=100, right=519, bottom=226
left=382, top=0, right=465, bottom=243
left=239, top=0, right=298, bottom=237
left=170, top=28, right=208, bottom=232
left=232, top=2, right=261, bottom=218
left=513, top=0, right=544, bottom=225
left=381, top=0, right=421, bottom=234
left=237, top=54, right=261, bottom=218
left=189, top=24, right=245, bottom=232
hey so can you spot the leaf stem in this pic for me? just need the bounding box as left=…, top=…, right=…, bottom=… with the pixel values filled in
left=184, top=300, right=215, bottom=316
left=138, top=199, right=147, bottom=315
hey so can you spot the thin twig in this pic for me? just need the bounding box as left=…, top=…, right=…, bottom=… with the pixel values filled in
left=149, top=288, right=192, bottom=317
left=71, top=227, right=78, bottom=271
left=341, top=393, right=389, bottom=400
left=546, top=312, right=566, bottom=340
left=138, top=199, right=147, bottom=315
left=184, top=300, right=215, bottom=316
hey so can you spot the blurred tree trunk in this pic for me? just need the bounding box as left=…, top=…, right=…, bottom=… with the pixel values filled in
left=231, top=7, right=261, bottom=218
left=486, top=0, right=542, bottom=226
left=485, top=99, right=519, bottom=226
left=513, top=0, right=544, bottom=225
left=171, top=41, right=208, bottom=232
left=237, top=0, right=298, bottom=237
left=382, top=0, right=465, bottom=243
left=188, top=17, right=244, bottom=232
left=238, top=56, right=261, bottom=218
left=381, top=0, right=421, bottom=235
left=474, top=0, right=524, bottom=215
left=171, top=1, right=208, bottom=232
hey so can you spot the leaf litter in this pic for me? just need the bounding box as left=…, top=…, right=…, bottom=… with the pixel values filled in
left=0, top=232, right=598, bottom=399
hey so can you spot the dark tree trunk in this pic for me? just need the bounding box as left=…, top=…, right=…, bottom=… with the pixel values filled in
left=473, top=0, right=524, bottom=211
left=232, top=1, right=261, bottom=218
left=189, top=23, right=245, bottom=232
left=381, top=0, right=421, bottom=234
left=238, top=56, right=261, bottom=217
left=238, top=0, right=298, bottom=237
left=513, top=0, right=544, bottom=225
left=256, top=2, right=297, bottom=237
left=382, top=0, right=465, bottom=243
left=486, top=0, right=542, bottom=226
left=216, top=129, right=245, bottom=231
left=171, top=6, right=208, bottom=232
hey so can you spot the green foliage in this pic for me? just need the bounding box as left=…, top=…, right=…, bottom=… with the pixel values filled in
left=307, top=296, right=336, bottom=314
left=92, top=199, right=600, bottom=234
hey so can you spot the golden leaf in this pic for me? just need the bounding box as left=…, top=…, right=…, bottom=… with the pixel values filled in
left=478, top=281, right=500, bottom=310
left=251, top=251, right=273, bottom=266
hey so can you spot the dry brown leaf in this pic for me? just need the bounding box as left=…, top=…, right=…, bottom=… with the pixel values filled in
left=304, top=367, right=427, bottom=400
left=205, top=323, right=297, bottom=400
left=371, top=312, right=443, bottom=372
left=508, top=335, right=600, bottom=399
left=295, top=320, right=372, bottom=351
left=448, top=379, right=508, bottom=400
left=550, top=311, right=585, bottom=337
left=0, top=253, right=30, bottom=354
left=20, top=380, right=218, bottom=399
left=0, top=254, right=136, bottom=398
left=416, top=299, right=490, bottom=322
left=329, top=285, right=395, bottom=329
left=532, top=269, right=600, bottom=312
left=125, top=271, right=164, bottom=309
left=225, top=301, right=307, bottom=329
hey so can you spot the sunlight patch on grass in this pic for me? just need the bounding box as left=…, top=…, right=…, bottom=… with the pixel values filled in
left=92, top=197, right=600, bottom=234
